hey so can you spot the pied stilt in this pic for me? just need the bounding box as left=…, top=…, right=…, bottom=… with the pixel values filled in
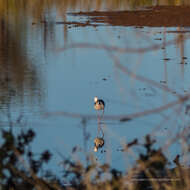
left=94, top=96, right=105, bottom=111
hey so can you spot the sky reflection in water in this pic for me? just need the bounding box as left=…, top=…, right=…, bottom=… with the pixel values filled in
left=1, top=2, right=190, bottom=174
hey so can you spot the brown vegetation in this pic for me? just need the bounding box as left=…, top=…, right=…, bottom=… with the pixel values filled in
left=69, top=6, right=190, bottom=27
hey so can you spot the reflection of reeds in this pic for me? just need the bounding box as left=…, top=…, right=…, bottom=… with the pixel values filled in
left=0, top=0, right=189, bottom=20
left=0, top=16, right=42, bottom=111
left=1, top=1, right=190, bottom=190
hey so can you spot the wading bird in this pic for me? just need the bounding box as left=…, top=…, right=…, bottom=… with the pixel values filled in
left=94, top=96, right=105, bottom=111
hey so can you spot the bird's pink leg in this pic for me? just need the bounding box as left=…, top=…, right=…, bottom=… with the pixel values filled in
left=97, top=111, right=101, bottom=136
left=102, top=109, right=104, bottom=119
left=100, top=109, right=104, bottom=121
left=98, top=109, right=104, bottom=136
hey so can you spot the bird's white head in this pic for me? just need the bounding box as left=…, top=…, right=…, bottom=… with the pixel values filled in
left=94, top=96, right=98, bottom=103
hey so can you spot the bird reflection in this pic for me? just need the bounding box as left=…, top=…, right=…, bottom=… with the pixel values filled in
left=94, top=137, right=104, bottom=152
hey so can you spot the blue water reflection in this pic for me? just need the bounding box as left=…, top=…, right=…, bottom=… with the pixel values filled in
left=2, top=8, right=190, bottom=174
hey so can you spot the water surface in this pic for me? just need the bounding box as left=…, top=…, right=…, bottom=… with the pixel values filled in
left=1, top=0, right=190, bottom=174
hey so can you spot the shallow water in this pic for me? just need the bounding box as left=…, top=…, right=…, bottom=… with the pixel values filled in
left=1, top=1, right=190, bottom=174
